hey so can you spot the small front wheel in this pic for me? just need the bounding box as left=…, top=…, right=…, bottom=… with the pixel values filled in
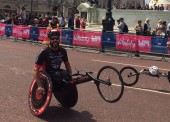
left=120, top=66, right=139, bottom=86
left=96, top=66, right=124, bottom=103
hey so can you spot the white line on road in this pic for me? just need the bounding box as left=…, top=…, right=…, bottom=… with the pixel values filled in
left=91, top=59, right=170, bottom=71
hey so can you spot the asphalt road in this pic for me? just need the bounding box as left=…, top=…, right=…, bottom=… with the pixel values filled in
left=0, top=38, right=170, bottom=122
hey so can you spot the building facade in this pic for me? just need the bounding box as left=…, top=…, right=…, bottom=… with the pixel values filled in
left=0, top=0, right=145, bottom=17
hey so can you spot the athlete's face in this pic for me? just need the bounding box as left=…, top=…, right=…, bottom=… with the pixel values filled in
left=50, top=38, right=59, bottom=49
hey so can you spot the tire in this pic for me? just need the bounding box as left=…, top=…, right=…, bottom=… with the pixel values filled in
left=53, top=85, right=78, bottom=108
left=96, top=66, right=124, bottom=103
left=28, top=71, right=52, bottom=116
left=120, top=66, right=139, bottom=86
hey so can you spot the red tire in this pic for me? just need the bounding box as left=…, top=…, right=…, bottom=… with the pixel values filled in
left=28, top=71, right=52, bottom=116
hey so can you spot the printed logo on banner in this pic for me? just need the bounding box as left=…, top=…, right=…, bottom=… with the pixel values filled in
left=73, top=31, right=102, bottom=48
left=0, top=24, right=6, bottom=35
left=151, top=37, right=168, bottom=54
left=116, top=34, right=137, bottom=51
left=137, top=36, right=151, bottom=52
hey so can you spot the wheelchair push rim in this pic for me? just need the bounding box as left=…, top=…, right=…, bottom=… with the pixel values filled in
left=28, top=71, right=52, bottom=116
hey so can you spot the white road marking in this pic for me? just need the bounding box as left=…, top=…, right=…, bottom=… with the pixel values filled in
left=91, top=59, right=170, bottom=71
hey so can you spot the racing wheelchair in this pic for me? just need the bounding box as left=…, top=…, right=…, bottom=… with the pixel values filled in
left=28, top=66, right=124, bottom=116
left=120, top=65, right=170, bottom=86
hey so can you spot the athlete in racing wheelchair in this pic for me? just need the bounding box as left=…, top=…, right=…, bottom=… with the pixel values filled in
left=30, top=29, right=78, bottom=116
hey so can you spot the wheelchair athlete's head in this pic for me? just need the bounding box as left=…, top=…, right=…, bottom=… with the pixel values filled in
left=48, top=29, right=60, bottom=49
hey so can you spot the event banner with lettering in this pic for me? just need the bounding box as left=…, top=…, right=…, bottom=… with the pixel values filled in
left=5, top=24, right=13, bottom=37
left=151, top=37, right=168, bottom=54
left=62, top=29, right=73, bottom=45
left=0, top=23, right=6, bottom=36
left=12, top=26, right=30, bottom=39
left=73, top=31, right=102, bottom=48
left=116, top=34, right=138, bottom=51
left=38, top=28, right=48, bottom=41
left=102, top=32, right=116, bottom=49
left=116, top=34, right=151, bottom=52
left=136, top=35, right=151, bottom=53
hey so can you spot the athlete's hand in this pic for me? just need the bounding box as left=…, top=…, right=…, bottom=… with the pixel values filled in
left=37, top=86, right=45, bottom=95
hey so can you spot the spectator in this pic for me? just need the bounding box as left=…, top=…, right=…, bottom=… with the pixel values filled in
left=58, top=14, right=65, bottom=28
left=134, top=20, right=143, bottom=35
left=155, top=19, right=166, bottom=36
left=167, top=22, right=170, bottom=37
left=75, top=16, right=80, bottom=29
left=117, top=17, right=125, bottom=33
left=20, top=6, right=26, bottom=25
left=68, top=14, right=74, bottom=30
left=143, top=18, right=151, bottom=36
left=80, top=17, right=87, bottom=30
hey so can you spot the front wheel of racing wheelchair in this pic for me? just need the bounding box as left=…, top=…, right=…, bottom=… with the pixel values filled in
left=28, top=70, right=78, bottom=116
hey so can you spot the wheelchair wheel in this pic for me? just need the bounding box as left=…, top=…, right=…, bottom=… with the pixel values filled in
left=96, top=66, right=124, bottom=103
left=53, top=85, right=78, bottom=108
left=28, top=71, right=52, bottom=116
left=120, top=66, right=139, bottom=86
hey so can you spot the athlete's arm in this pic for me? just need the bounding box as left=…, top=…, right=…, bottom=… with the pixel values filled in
left=64, top=61, right=72, bottom=75
left=33, top=65, right=43, bottom=88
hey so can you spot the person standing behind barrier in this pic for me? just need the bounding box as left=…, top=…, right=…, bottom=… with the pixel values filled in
left=155, top=19, right=166, bottom=36
left=134, top=20, right=143, bottom=57
left=167, top=22, right=170, bottom=37
left=20, top=6, right=26, bottom=25
left=143, top=18, right=151, bottom=36
left=80, top=17, right=87, bottom=30
left=134, top=20, right=143, bottom=35
left=75, top=16, right=80, bottom=29
left=117, top=17, right=125, bottom=34
left=58, top=14, right=65, bottom=28
left=68, top=14, right=74, bottom=30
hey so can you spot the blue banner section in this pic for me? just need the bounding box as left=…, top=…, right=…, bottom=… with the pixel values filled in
left=151, top=37, right=168, bottom=54
left=102, top=32, right=116, bottom=49
left=30, top=27, right=39, bottom=40
left=61, top=29, right=73, bottom=45
left=5, top=24, right=12, bottom=37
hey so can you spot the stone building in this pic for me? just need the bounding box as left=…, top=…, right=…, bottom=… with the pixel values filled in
left=0, top=0, right=145, bottom=17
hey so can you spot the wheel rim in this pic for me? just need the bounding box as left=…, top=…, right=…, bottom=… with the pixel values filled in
left=97, top=66, right=124, bottom=103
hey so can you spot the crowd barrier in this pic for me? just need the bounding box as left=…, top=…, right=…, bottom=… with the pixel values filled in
left=0, top=23, right=170, bottom=61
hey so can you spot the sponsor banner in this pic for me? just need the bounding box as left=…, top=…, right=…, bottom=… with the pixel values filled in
left=5, top=24, right=13, bottom=37
left=116, top=34, right=151, bottom=52
left=30, top=26, right=39, bottom=40
left=12, top=26, right=30, bottom=39
left=12, top=25, right=18, bottom=37
left=136, top=36, right=151, bottom=53
left=62, top=29, right=73, bottom=45
left=116, top=34, right=137, bottom=51
left=38, top=28, right=48, bottom=41
left=0, top=23, right=6, bottom=35
left=73, top=30, right=102, bottom=48
left=102, top=32, right=116, bottom=49
left=21, top=26, right=30, bottom=39
left=151, top=37, right=168, bottom=54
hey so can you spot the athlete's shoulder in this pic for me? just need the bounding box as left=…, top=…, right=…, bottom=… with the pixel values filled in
left=58, top=46, right=66, bottom=52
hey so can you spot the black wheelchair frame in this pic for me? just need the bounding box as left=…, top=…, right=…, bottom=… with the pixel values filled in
left=120, top=66, right=170, bottom=86
left=28, top=66, right=124, bottom=116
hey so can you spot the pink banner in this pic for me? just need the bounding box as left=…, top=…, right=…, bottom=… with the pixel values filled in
left=12, top=26, right=30, bottom=39
left=116, top=34, right=137, bottom=51
left=38, top=28, right=48, bottom=41
left=73, top=31, right=102, bottom=48
left=136, top=36, right=151, bottom=52
left=116, top=34, right=151, bottom=52
left=0, top=23, right=6, bottom=35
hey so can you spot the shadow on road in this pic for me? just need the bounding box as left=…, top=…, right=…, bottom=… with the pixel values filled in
left=39, top=106, right=97, bottom=122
